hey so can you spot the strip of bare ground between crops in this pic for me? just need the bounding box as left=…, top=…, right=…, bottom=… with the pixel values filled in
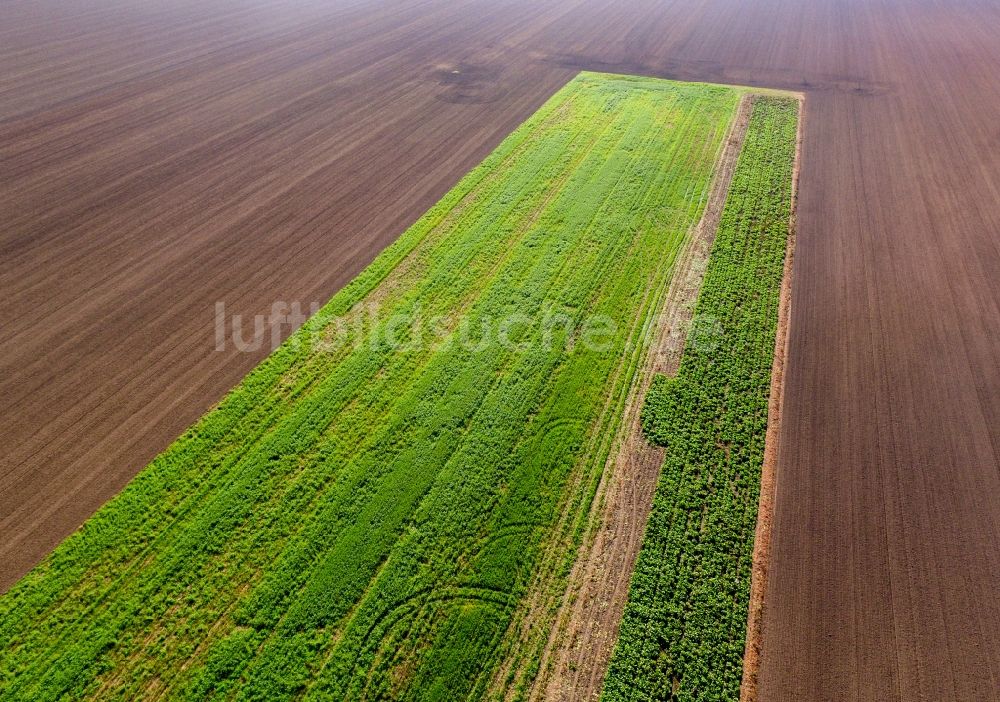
left=530, top=93, right=755, bottom=702
left=739, top=93, right=805, bottom=702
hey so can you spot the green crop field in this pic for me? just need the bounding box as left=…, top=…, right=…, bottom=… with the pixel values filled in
left=0, top=73, right=743, bottom=701
left=601, top=96, right=799, bottom=702
left=0, top=75, right=799, bottom=702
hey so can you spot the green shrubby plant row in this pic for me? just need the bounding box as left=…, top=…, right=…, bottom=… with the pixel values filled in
left=601, top=96, right=799, bottom=702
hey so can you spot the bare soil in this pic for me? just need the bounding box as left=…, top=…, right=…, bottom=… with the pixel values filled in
left=3, top=1, right=1000, bottom=699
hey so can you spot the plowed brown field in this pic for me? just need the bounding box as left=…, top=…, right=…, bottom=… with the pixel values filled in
left=2, top=0, right=998, bottom=699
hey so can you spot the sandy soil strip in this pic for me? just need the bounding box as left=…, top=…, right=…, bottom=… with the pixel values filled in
left=530, top=94, right=755, bottom=702
left=738, top=94, right=804, bottom=702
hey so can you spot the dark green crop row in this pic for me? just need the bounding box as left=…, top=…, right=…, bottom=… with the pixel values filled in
left=0, top=74, right=740, bottom=701
left=601, top=96, right=799, bottom=702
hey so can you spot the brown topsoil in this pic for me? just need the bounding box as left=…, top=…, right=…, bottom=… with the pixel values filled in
left=2, top=2, right=1000, bottom=700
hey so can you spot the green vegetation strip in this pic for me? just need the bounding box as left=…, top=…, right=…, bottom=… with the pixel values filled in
left=0, top=73, right=739, bottom=701
left=600, top=96, right=799, bottom=702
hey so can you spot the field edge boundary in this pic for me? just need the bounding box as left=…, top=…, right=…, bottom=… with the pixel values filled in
left=739, top=93, right=805, bottom=702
